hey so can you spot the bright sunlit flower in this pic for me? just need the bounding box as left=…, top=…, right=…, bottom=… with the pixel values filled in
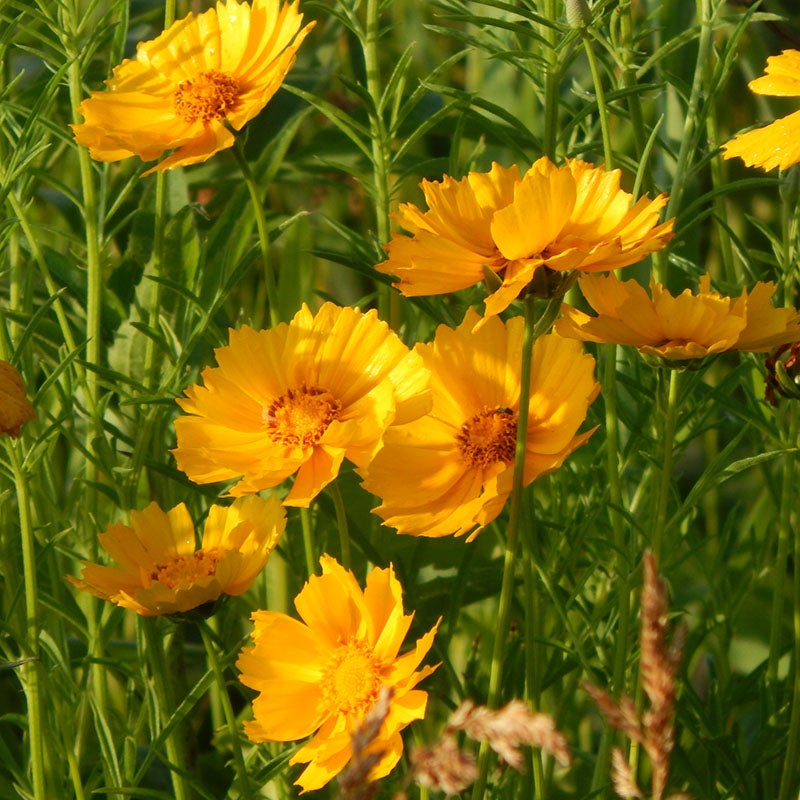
left=72, top=0, right=314, bottom=174
left=377, top=157, right=673, bottom=319
left=722, top=50, right=800, bottom=171
left=173, top=302, right=431, bottom=506
left=555, top=273, right=800, bottom=360
left=0, top=360, right=35, bottom=438
left=68, top=495, right=285, bottom=616
left=237, top=555, right=438, bottom=792
left=360, top=310, right=599, bottom=539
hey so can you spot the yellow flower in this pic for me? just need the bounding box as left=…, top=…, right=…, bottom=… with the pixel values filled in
left=72, top=0, right=314, bottom=175
left=377, top=157, right=673, bottom=319
left=172, top=302, right=431, bottom=507
left=555, top=273, right=800, bottom=360
left=0, top=360, right=35, bottom=438
left=68, top=495, right=285, bottom=616
left=360, top=310, right=599, bottom=539
left=722, top=50, right=800, bottom=171
left=237, top=555, right=438, bottom=792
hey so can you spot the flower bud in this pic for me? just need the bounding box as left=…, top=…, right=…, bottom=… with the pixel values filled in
left=566, top=0, right=592, bottom=30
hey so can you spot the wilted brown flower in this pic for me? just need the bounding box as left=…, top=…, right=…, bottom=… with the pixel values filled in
left=0, top=360, right=35, bottom=438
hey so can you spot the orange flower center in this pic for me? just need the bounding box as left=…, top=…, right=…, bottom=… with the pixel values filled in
left=263, top=385, right=342, bottom=448
left=320, top=638, right=383, bottom=716
left=173, top=70, right=239, bottom=123
left=456, top=407, right=518, bottom=467
left=149, top=548, right=225, bottom=588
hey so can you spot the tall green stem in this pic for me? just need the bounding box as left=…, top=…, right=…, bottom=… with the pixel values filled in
left=581, top=32, right=614, bottom=169
left=142, top=619, right=192, bottom=800
left=769, top=408, right=798, bottom=693
left=7, top=442, right=46, bottom=799
left=660, top=0, right=713, bottom=281
left=778, top=417, right=800, bottom=800
left=363, top=0, right=394, bottom=325
left=300, top=507, right=317, bottom=577
left=65, top=16, right=104, bottom=500
left=232, top=143, right=280, bottom=327
left=328, top=482, right=351, bottom=570
left=542, top=0, right=560, bottom=159
left=471, top=296, right=541, bottom=800
left=591, top=344, right=631, bottom=797
left=200, top=623, right=254, bottom=800
left=651, top=369, right=681, bottom=564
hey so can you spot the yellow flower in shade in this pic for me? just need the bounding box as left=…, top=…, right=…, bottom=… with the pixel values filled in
left=555, top=273, right=800, bottom=360
left=360, top=310, right=599, bottom=540
left=172, top=302, right=431, bottom=507
left=237, top=555, right=439, bottom=792
left=722, top=50, right=800, bottom=171
left=377, top=157, right=673, bottom=319
left=68, top=495, right=285, bottom=616
left=72, top=0, right=314, bottom=175
left=0, top=360, right=35, bottom=438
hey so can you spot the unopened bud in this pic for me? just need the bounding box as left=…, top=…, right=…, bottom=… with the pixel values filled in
left=765, top=342, right=800, bottom=406
left=566, top=0, right=592, bottom=29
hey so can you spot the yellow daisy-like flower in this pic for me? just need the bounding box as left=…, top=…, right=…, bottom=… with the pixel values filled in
left=68, top=495, right=285, bottom=616
left=555, top=273, right=800, bottom=360
left=237, top=555, right=439, bottom=792
left=172, top=302, right=431, bottom=507
left=360, top=309, right=599, bottom=540
left=72, top=0, right=314, bottom=175
left=722, top=50, right=800, bottom=171
left=0, top=360, right=35, bottom=438
left=377, top=157, right=673, bottom=319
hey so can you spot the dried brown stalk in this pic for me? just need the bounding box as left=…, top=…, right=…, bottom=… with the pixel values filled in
left=410, top=735, right=479, bottom=796
left=586, top=551, right=688, bottom=800
left=339, top=687, right=393, bottom=800
left=447, top=699, right=571, bottom=769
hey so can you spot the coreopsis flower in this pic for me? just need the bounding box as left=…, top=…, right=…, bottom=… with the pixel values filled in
left=72, top=0, right=314, bottom=175
left=173, top=302, right=430, bottom=506
left=555, top=273, right=800, bottom=362
left=68, top=495, right=285, bottom=616
left=0, top=360, right=35, bottom=438
left=722, top=50, right=800, bottom=171
left=360, top=310, right=599, bottom=539
left=376, top=157, right=673, bottom=319
left=236, top=555, right=439, bottom=792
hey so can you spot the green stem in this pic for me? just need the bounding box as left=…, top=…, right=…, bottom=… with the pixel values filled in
left=66, top=30, right=104, bottom=500
left=591, top=344, right=631, bottom=797
left=651, top=369, right=681, bottom=564
left=143, top=171, right=169, bottom=388
left=769, top=409, right=799, bottom=691
left=142, top=619, right=192, bottom=800
left=363, top=0, right=394, bottom=325
left=618, top=0, right=648, bottom=183
left=300, top=507, right=317, bottom=577
left=4, top=191, right=82, bottom=372
left=471, top=295, right=542, bottom=800
left=778, top=426, right=800, bottom=800
left=542, top=0, right=560, bottom=160
left=581, top=32, right=614, bottom=169
left=522, top=555, right=546, bottom=799
left=328, top=481, right=351, bottom=570
left=232, top=142, right=279, bottom=327
left=660, top=0, right=713, bottom=281
left=200, top=622, right=254, bottom=800
left=7, top=442, right=46, bottom=799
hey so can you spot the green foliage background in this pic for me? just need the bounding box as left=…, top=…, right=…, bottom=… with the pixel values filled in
left=3, top=0, right=800, bottom=798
